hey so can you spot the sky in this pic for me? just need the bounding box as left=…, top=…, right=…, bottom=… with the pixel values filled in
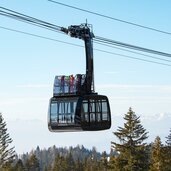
left=0, top=0, right=171, bottom=154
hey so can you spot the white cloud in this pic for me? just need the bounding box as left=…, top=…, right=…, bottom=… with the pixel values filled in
left=141, top=113, right=171, bottom=121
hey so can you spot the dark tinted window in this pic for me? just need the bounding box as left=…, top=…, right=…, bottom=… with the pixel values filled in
left=50, top=99, right=77, bottom=124
left=81, top=98, right=110, bottom=123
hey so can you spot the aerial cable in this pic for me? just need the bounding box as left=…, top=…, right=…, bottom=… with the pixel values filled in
left=0, top=6, right=62, bottom=30
left=0, top=12, right=62, bottom=34
left=0, top=10, right=63, bottom=34
left=0, top=6, right=64, bottom=34
left=94, top=48, right=171, bottom=67
left=1, top=6, right=171, bottom=66
left=94, top=36, right=171, bottom=58
left=1, top=25, right=171, bottom=67
left=0, top=25, right=83, bottom=48
left=94, top=41, right=171, bottom=63
left=48, top=0, right=171, bottom=36
left=1, top=6, right=171, bottom=59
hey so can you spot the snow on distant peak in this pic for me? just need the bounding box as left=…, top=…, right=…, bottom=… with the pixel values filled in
left=156, top=113, right=171, bottom=121
left=157, top=113, right=165, bottom=120
left=140, top=112, right=171, bottom=121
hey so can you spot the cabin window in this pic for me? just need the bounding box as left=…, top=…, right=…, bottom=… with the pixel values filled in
left=50, top=100, right=77, bottom=124
left=51, top=103, right=57, bottom=123
left=81, top=98, right=110, bottom=123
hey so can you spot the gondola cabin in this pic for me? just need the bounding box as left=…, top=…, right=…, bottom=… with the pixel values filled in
left=48, top=75, right=111, bottom=131
left=48, top=24, right=111, bottom=132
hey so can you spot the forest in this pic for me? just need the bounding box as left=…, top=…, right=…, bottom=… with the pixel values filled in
left=0, top=108, right=171, bottom=171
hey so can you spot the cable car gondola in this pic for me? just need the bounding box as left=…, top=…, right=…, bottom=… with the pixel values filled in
left=48, top=24, right=111, bottom=132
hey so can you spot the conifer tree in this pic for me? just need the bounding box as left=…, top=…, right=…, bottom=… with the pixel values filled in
left=14, top=159, right=25, bottom=171
left=149, top=136, right=166, bottom=171
left=25, top=153, right=40, bottom=171
left=0, top=113, right=15, bottom=169
left=75, top=157, right=84, bottom=171
left=100, top=151, right=108, bottom=171
left=53, top=154, right=67, bottom=171
left=65, top=151, right=75, bottom=171
left=166, top=128, right=171, bottom=146
left=165, top=129, right=171, bottom=171
left=111, top=107, right=149, bottom=171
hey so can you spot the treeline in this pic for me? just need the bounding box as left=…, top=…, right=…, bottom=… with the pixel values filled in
left=14, top=145, right=112, bottom=171
left=2, top=145, right=115, bottom=171
left=0, top=146, right=112, bottom=171
left=0, top=108, right=171, bottom=171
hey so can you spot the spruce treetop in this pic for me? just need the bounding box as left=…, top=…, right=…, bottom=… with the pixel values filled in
left=0, top=113, right=15, bottom=168
left=113, top=107, right=148, bottom=149
left=111, top=108, right=149, bottom=171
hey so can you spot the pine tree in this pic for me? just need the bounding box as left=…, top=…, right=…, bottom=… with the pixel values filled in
left=1, top=162, right=14, bottom=171
left=149, top=136, right=166, bottom=171
left=165, top=129, right=171, bottom=171
left=52, top=154, right=67, bottom=171
left=84, top=157, right=99, bottom=171
left=111, top=107, right=149, bottom=171
left=0, top=113, right=15, bottom=169
left=65, top=151, right=75, bottom=171
left=100, top=151, right=108, bottom=171
left=75, top=157, right=84, bottom=171
left=25, top=153, right=40, bottom=171
left=166, top=128, right=171, bottom=146
left=14, top=159, right=25, bottom=171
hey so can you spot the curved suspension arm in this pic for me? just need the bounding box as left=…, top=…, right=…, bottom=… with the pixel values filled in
left=64, top=24, right=95, bottom=94
left=84, top=35, right=94, bottom=93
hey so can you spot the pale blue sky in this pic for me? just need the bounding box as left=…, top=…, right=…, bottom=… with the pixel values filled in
left=0, top=0, right=171, bottom=154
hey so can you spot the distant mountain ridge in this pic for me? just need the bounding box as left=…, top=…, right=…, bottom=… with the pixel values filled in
left=7, top=112, right=171, bottom=154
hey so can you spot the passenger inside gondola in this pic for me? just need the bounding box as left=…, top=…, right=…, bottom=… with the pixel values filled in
left=53, top=74, right=86, bottom=96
